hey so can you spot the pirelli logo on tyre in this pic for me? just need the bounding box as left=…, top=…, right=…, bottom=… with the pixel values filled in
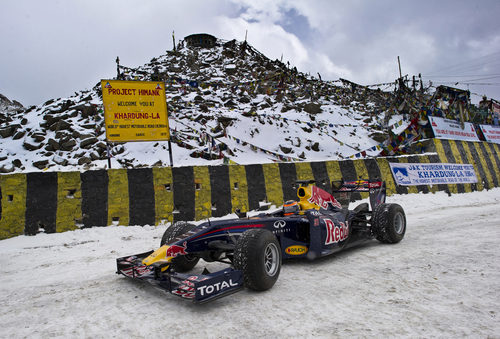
left=285, top=245, right=308, bottom=255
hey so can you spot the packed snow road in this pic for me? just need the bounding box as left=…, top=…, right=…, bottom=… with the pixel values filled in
left=1, top=189, right=499, bottom=338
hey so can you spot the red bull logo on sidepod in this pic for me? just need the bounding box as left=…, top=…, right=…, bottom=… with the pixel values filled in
left=166, top=241, right=188, bottom=258
left=324, top=219, right=348, bottom=245
left=308, top=186, right=342, bottom=209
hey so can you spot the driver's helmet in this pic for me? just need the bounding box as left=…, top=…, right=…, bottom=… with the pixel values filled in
left=283, top=200, right=299, bottom=216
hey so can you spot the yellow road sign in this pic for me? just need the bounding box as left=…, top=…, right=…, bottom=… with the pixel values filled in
left=101, top=80, right=170, bottom=142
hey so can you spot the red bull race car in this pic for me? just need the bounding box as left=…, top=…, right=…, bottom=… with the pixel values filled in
left=116, top=179, right=406, bottom=303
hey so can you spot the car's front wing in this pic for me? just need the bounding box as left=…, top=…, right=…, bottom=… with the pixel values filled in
left=116, top=251, right=244, bottom=303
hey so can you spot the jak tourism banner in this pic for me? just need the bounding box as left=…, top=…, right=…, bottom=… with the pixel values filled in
left=429, top=116, right=480, bottom=142
left=101, top=80, right=170, bottom=142
left=389, top=162, right=478, bottom=186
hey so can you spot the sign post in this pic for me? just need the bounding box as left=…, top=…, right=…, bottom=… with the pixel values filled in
left=101, top=80, right=173, bottom=166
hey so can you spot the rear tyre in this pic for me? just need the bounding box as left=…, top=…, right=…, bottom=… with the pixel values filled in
left=160, top=221, right=199, bottom=272
left=372, top=203, right=406, bottom=244
left=233, top=229, right=281, bottom=291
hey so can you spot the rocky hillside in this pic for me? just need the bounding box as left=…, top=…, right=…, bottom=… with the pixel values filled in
left=0, top=36, right=404, bottom=173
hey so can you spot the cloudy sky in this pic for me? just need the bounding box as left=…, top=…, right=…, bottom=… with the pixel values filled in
left=1, top=0, right=499, bottom=106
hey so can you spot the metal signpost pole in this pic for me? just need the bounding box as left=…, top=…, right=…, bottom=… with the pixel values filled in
left=106, top=142, right=112, bottom=169
left=168, top=139, right=173, bottom=167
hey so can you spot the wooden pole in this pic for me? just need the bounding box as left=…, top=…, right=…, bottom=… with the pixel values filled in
left=397, top=56, right=402, bottom=78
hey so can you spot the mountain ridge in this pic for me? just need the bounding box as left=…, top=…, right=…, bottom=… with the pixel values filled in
left=0, top=35, right=403, bottom=173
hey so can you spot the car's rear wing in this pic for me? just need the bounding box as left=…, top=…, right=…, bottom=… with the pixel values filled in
left=331, top=179, right=386, bottom=211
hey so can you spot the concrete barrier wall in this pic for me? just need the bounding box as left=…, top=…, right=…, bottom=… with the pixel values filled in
left=1, top=139, right=499, bottom=240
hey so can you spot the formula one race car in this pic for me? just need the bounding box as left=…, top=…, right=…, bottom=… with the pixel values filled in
left=116, top=179, right=406, bottom=303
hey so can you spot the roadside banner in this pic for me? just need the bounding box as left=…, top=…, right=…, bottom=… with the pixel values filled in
left=101, top=80, right=170, bottom=142
left=492, top=102, right=500, bottom=126
left=389, top=162, right=478, bottom=186
left=429, top=116, right=480, bottom=142
left=479, top=124, right=500, bottom=144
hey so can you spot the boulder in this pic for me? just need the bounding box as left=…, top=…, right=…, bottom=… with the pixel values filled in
left=61, top=139, right=76, bottom=151
left=48, top=138, right=60, bottom=150
left=33, top=160, right=49, bottom=170
left=279, top=145, right=292, bottom=154
left=80, top=137, right=98, bottom=149
left=95, top=141, right=107, bottom=150
left=0, top=164, right=15, bottom=173
left=0, top=126, right=14, bottom=138
left=311, top=142, right=320, bottom=152
left=71, top=104, right=97, bottom=118
left=23, top=141, right=42, bottom=151
left=53, top=155, right=68, bottom=166
left=32, top=133, right=46, bottom=142
left=12, top=159, right=22, bottom=168
left=78, top=156, right=91, bottom=165
left=55, top=120, right=72, bottom=131
left=13, top=131, right=26, bottom=140
left=303, top=103, right=322, bottom=114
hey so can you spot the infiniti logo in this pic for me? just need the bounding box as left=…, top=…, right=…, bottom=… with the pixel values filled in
left=273, top=220, right=286, bottom=228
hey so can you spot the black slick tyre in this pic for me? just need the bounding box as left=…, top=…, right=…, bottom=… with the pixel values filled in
left=160, top=221, right=199, bottom=272
left=233, top=229, right=281, bottom=291
left=372, top=203, right=406, bottom=244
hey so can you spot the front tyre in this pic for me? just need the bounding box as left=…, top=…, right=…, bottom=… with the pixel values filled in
left=233, top=229, right=281, bottom=291
left=372, top=203, right=406, bottom=244
left=160, top=221, right=199, bottom=272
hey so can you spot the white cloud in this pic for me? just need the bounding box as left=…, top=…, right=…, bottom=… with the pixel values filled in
left=1, top=0, right=500, bottom=105
left=215, top=16, right=309, bottom=65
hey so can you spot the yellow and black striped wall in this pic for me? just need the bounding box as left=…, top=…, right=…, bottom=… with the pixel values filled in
left=0, top=139, right=499, bottom=240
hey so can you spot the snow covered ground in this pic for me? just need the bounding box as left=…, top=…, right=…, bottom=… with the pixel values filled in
left=1, top=189, right=499, bottom=338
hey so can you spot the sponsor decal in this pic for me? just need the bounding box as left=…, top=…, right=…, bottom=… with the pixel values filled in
left=308, top=186, right=342, bottom=209
left=121, top=265, right=153, bottom=277
left=166, top=241, right=188, bottom=258
left=181, top=280, right=195, bottom=287
left=324, top=219, right=349, bottom=245
left=172, top=289, right=195, bottom=299
left=368, top=182, right=382, bottom=189
left=285, top=245, right=308, bottom=255
left=125, top=255, right=137, bottom=262
left=179, top=285, right=195, bottom=292
left=197, top=279, right=238, bottom=297
left=273, top=220, right=286, bottom=228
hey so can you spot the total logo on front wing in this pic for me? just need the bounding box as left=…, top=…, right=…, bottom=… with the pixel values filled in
left=197, top=279, right=239, bottom=297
